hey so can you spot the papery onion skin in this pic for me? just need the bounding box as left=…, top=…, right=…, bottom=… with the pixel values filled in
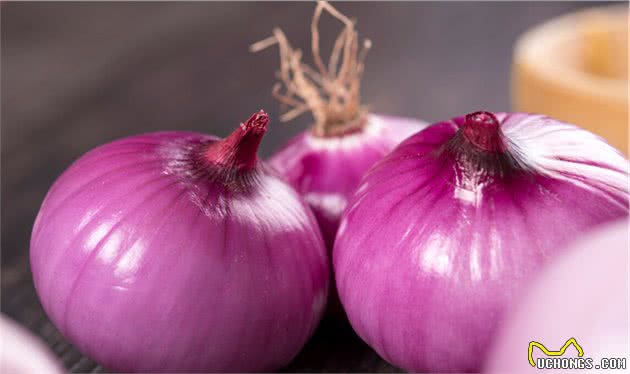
left=270, top=114, right=427, bottom=248
left=30, top=112, right=329, bottom=373
left=485, top=219, right=628, bottom=373
left=334, top=112, right=629, bottom=373
left=0, top=315, right=64, bottom=374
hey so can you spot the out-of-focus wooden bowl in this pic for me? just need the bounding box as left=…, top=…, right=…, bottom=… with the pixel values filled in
left=512, top=5, right=628, bottom=154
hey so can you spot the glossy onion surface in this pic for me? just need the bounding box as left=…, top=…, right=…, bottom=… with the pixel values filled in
left=486, top=219, right=628, bottom=373
left=334, top=113, right=629, bottom=372
left=270, top=114, right=426, bottom=248
left=30, top=130, right=329, bottom=373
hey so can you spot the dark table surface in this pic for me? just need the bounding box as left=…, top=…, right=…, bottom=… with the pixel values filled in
left=1, top=2, right=601, bottom=372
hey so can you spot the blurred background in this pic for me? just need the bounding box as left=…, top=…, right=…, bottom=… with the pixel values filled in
left=1, top=2, right=624, bottom=372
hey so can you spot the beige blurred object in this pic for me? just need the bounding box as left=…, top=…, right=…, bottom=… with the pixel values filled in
left=512, top=5, right=629, bottom=154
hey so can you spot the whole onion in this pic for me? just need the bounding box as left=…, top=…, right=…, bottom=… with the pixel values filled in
left=0, top=315, right=64, bottom=374
left=253, top=1, right=428, bottom=248
left=30, top=111, right=329, bottom=373
left=334, top=111, right=629, bottom=372
left=485, top=219, right=628, bottom=373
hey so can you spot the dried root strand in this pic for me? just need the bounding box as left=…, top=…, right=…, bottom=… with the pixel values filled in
left=249, top=1, right=371, bottom=136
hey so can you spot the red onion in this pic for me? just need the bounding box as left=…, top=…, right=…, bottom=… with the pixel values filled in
left=253, top=2, right=428, bottom=248
left=485, top=219, right=628, bottom=373
left=30, top=111, right=329, bottom=373
left=334, top=111, right=629, bottom=372
left=0, top=315, right=64, bottom=374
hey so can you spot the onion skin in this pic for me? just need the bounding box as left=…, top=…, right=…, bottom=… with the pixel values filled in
left=334, top=112, right=629, bottom=372
left=270, top=114, right=427, bottom=248
left=30, top=113, right=329, bottom=372
left=485, top=219, right=628, bottom=373
left=0, top=315, right=64, bottom=374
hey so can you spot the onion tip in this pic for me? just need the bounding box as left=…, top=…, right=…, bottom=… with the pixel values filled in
left=205, top=110, right=269, bottom=170
left=462, top=111, right=505, bottom=153
left=242, top=109, right=269, bottom=134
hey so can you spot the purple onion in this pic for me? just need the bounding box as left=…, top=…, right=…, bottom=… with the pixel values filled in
left=334, top=112, right=629, bottom=372
left=30, top=111, right=329, bottom=373
left=1, top=315, right=64, bottom=374
left=270, top=114, right=426, bottom=247
left=486, top=219, right=628, bottom=373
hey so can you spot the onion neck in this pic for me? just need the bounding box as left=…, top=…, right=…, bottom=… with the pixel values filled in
left=314, top=111, right=368, bottom=138
left=204, top=110, right=268, bottom=170
left=443, top=111, right=522, bottom=177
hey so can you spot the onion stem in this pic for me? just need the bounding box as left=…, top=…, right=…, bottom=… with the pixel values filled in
left=461, top=111, right=506, bottom=153
left=204, top=110, right=268, bottom=170
left=250, top=1, right=371, bottom=137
